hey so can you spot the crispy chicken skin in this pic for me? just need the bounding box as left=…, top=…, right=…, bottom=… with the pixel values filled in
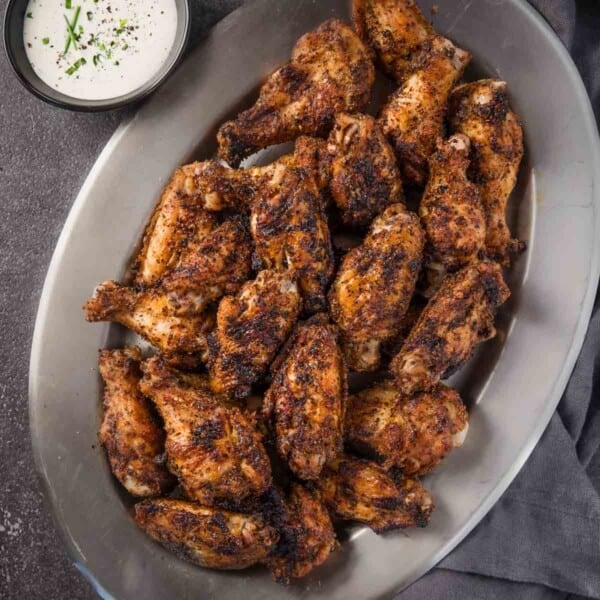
left=329, top=204, right=424, bottom=372
left=140, top=356, right=272, bottom=507
left=449, top=79, right=525, bottom=265
left=217, top=19, right=375, bottom=167
left=263, top=315, right=347, bottom=480
left=420, top=135, right=486, bottom=270
left=346, top=381, right=468, bottom=475
left=327, top=112, right=404, bottom=228
left=135, top=498, right=278, bottom=569
left=208, top=270, right=302, bottom=398
left=391, top=260, right=510, bottom=394
left=379, top=36, right=471, bottom=186
left=316, top=455, right=434, bottom=533
left=98, top=347, right=174, bottom=497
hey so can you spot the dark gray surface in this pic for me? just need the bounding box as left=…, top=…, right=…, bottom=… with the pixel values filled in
left=1, top=1, right=598, bottom=599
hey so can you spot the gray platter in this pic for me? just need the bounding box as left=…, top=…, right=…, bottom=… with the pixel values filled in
left=29, top=0, right=600, bottom=598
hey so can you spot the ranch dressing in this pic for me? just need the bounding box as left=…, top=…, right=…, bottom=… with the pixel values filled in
left=23, top=0, right=178, bottom=100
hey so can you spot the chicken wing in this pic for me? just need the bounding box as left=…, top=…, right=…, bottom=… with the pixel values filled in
left=449, top=79, right=525, bottom=264
left=316, top=455, right=434, bottom=533
left=419, top=135, right=486, bottom=270
left=266, top=484, right=337, bottom=582
left=263, top=315, right=347, bottom=480
left=217, top=19, right=375, bottom=167
left=346, top=381, right=468, bottom=475
left=98, top=347, right=174, bottom=497
left=329, top=204, right=424, bottom=372
left=208, top=270, right=302, bottom=398
left=327, top=112, right=404, bottom=228
left=140, top=356, right=272, bottom=508
left=379, top=36, right=471, bottom=186
left=135, top=498, right=278, bottom=569
left=390, top=260, right=510, bottom=394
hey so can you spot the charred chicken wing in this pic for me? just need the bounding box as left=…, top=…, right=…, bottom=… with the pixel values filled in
left=329, top=204, right=424, bottom=372
left=140, top=356, right=272, bottom=508
left=449, top=79, right=525, bottom=264
left=346, top=381, right=468, bottom=475
left=135, top=498, right=278, bottom=569
left=391, top=260, right=510, bottom=394
left=217, top=19, right=375, bottom=167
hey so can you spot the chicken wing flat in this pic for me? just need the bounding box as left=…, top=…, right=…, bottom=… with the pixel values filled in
left=266, top=484, right=337, bottom=582
left=379, top=36, right=471, bottom=186
left=420, top=135, right=486, bottom=270
left=327, top=112, right=404, bottom=228
left=390, top=260, right=510, bottom=394
left=217, top=19, right=375, bottom=167
left=263, top=315, right=347, bottom=480
left=98, top=347, right=174, bottom=497
left=316, top=455, right=434, bottom=533
left=135, top=498, right=278, bottom=569
left=140, top=356, right=272, bottom=508
left=346, top=381, right=468, bottom=475
left=449, top=79, right=525, bottom=265
left=208, top=270, right=302, bottom=398
left=329, top=204, right=424, bottom=372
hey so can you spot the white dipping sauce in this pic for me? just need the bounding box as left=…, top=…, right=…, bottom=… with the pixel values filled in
left=23, top=0, right=178, bottom=100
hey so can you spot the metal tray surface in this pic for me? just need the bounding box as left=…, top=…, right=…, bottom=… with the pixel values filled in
left=29, top=0, right=600, bottom=598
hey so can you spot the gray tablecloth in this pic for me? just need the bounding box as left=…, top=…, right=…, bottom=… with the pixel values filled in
left=0, top=1, right=598, bottom=598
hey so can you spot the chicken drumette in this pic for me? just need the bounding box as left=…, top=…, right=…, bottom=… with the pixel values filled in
left=135, top=498, right=278, bottom=569
left=140, top=356, right=272, bottom=508
left=391, top=260, right=510, bottom=394
left=449, top=79, right=525, bottom=265
left=346, top=381, right=468, bottom=475
left=98, top=347, right=174, bottom=497
left=264, top=315, right=347, bottom=481
left=420, top=135, right=486, bottom=270
left=217, top=19, right=375, bottom=167
left=327, top=112, right=404, bottom=228
left=329, top=204, right=424, bottom=371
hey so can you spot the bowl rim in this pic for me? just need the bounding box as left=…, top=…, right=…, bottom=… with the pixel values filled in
left=3, top=0, right=191, bottom=112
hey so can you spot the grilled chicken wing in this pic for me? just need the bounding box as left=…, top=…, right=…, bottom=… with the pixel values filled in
left=379, top=36, right=471, bottom=186
left=217, top=19, right=375, bottom=167
left=420, top=135, right=486, bottom=270
left=391, top=260, right=510, bottom=394
left=135, top=498, right=278, bottom=569
left=208, top=270, right=302, bottom=398
left=264, top=315, right=347, bottom=480
left=266, top=484, right=337, bottom=582
left=329, top=204, right=424, bottom=372
left=449, top=79, right=524, bottom=264
left=346, top=381, right=468, bottom=475
left=353, top=0, right=435, bottom=83
left=327, top=112, right=404, bottom=228
left=316, top=455, right=434, bottom=533
left=98, top=347, right=174, bottom=496
left=140, top=356, right=272, bottom=507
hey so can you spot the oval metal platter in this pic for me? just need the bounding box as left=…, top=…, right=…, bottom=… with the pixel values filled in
left=29, top=0, right=600, bottom=598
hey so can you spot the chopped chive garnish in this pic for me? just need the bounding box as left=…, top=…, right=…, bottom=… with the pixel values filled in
left=65, top=57, right=86, bottom=75
left=122, top=43, right=128, bottom=50
left=119, top=18, right=127, bottom=28
left=63, top=6, right=81, bottom=54
left=42, top=37, right=49, bottom=44
left=92, top=53, right=101, bottom=66
left=65, top=0, right=71, bottom=8
left=114, top=61, right=119, bottom=66
left=26, top=11, right=32, bottom=18
left=86, top=11, right=93, bottom=21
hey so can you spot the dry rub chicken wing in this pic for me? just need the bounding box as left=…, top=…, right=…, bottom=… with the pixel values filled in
left=263, top=315, right=347, bottom=480
left=98, top=347, right=174, bottom=497
left=135, top=498, right=278, bottom=569
left=316, top=455, right=434, bottom=533
left=327, top=112, right=404, bottom=228
left=217, top=19, right=375, bottom=167
left=449, top=79, right=525, bottom=265
left=419, top=134, right=486, bottom=270
left=329, top=204, right=424, bottom=372
left=346, top=381, right=468, bottom=475
left=208, top=270, right=302, bottom=398
left=140, top=356, right=272, bottom=508
left=390, top=260, right=510, bottom=394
